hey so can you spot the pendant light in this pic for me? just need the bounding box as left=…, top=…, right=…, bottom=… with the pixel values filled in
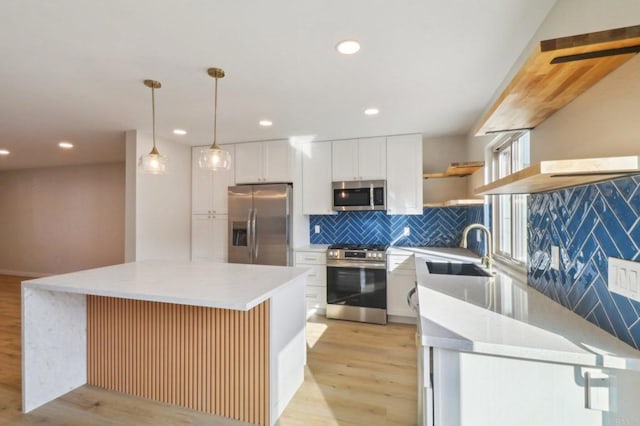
left=198, top=68, right=231, bottom=171
left=138, top=79, right=167, bottom=174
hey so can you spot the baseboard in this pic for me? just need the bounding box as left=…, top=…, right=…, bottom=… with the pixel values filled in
left=0, top=269, right=49, bottom=279
left=388, top=314, right=417, bottom=325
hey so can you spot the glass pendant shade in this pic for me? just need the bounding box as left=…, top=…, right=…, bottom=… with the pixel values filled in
left=138, top=79, right=166, bottom=175
left=199, top=67, right=231, bottom=172
left=198, top=145, right=231, bottom=171
left=138, top=149, right=168, bottom=174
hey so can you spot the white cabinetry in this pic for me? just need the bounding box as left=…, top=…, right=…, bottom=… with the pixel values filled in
left=294, top=250, right=327, bottom=314
left=386, top=134, right=423, bottom=215
left=191, top=214, right=227, bottom=262
left=235, top=140, right=293, bottom=184
left=387, top=253, right=417, bottom=321
left=302, top=141, right=334, bottom=215
left=192, top=146, right=235, bottom=215
left=332, top=137, right=386, bottom=181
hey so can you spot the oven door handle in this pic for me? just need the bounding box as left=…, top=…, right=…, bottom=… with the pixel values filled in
left=327, top=260, right=387, bottom=269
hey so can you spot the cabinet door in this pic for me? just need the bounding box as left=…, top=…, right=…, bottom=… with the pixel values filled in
left=191, top=214, right=228, bottom=262
left=302, top=141, right=334, bottom=215
left=357, top=137, right=387, bottom=180
left=235, top=142, right=263, bottom=184
left=192, top=147, right=214, bottom=214
left=387, top=269, right=416, bottom=317
left=210, top=145, right=235, bottom=214
left=332, top=139, right=358, bottom=181
left=263, top=140, right=292, bottom=182
left=387, top=134, right=423, bottom=215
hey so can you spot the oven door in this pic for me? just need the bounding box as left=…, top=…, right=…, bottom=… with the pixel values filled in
left=326, top=262, right=387, bottom=309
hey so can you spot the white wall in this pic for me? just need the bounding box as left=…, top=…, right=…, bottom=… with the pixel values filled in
left=125, top=131, right=191, bottom=261
left=0, top=163, right=125, bottom=276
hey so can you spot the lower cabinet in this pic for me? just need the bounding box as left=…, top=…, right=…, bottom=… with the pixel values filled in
left=387, top=253, right=417, bottom=321
left=191, top=214, right=227, bottom=262
left=294, top=250, right=327, bottom=314
left=422, top=347, right=640, bottom=426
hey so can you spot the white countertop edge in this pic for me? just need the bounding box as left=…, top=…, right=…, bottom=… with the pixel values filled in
left=294, top=244, right=330, bottom=252
left=413, top=252, right=640, bottom=372
left=23, top=263, right=310, bottom=311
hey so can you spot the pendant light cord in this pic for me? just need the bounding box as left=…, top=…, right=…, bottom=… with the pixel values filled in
left=212, top=76, right=218, bottom=149
left=152, top=85, right=157, bottom=152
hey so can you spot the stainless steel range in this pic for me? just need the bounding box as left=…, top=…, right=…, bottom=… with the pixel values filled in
left=326, top=243, right=388, bottom=325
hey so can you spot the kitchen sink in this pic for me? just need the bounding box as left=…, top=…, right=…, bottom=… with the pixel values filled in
left=426, top=261, right=491, bottom=277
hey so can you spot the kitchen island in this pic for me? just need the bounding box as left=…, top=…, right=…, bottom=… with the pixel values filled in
left=407, top=247, right=640, bottom=426
left=22, top=260, right=309, bottom=426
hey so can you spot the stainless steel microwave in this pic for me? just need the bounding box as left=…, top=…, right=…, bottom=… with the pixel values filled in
left=332, top=180, right=386, bottom=212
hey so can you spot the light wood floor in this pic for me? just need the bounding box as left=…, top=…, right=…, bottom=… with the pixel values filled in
left=1, top=275, right=416, bottom=425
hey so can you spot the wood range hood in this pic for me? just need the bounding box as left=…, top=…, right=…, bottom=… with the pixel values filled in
left=474, top=24, right=640, bottom=136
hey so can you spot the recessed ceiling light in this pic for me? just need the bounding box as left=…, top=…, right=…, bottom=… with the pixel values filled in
left=336, top=40, right=360, bottom=55
left=364, top=108, right=379, bottom=116
left=173, top=129, right=187, bottom=135
left=58, top=142, right=74, bottom=149
left=0, top=149, right=10, bottom=155
left=259, top=120, right=273, bottom=127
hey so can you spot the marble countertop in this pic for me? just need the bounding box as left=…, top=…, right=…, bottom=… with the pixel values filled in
left=23, top=260, right=309, bottom=311
left=414, top=251, right=640, bottom=371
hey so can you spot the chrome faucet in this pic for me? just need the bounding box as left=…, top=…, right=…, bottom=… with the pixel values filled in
left=460, top=224, right=493, bottom=272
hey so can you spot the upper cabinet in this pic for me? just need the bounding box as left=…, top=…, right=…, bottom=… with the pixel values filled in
left=386, top=134, right=423, bottom=215
left=475, top=25, right=640, bottom=135
left=192, top=145, right=235, bottom=215
left=235, top=140, right=293, bottom=184
left=332, top=137, right=386, bottom=181
left=302, top=141, right=334, bottom=215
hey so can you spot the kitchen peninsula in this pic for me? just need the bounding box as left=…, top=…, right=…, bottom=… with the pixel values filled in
left=22, top=260, right=309, bottom=426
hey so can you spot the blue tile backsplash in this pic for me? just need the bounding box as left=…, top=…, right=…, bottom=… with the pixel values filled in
left=528, top=175, right=640, bottom=349
left=310, top=206, right=487, bottom=253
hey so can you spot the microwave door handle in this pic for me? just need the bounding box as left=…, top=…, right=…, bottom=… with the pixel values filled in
left=370, top=184, right=374, bottom=209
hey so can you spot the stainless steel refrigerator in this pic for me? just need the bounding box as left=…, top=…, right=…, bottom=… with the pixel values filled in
left=228, top=183, right=293, bottom=266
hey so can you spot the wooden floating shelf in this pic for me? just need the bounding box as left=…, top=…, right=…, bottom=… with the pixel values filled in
left=474, top=156, right=640, bottom=195
left=423, top=199, right=485, bottom=208
left=423, top=161, right=484, bottom=179
left=475, top=25, right=640, bottom=135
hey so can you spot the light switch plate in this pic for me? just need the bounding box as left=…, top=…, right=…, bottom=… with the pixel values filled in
left=403, top=227, right=411, bottom=237
left=551, top=245, right=560, bottom=270
left=314, top=225, right=320, bottom=234
left=609, top=257, right=640, bottom=302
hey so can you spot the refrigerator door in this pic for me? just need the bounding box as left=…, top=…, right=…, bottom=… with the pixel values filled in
left=228, top=185, right=254, bottom=264
left=253, top=184, right=292, bottom=266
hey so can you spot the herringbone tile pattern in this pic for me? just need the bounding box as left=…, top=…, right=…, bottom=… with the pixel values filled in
left=528, top=175, right=640, bottom=349
left=309, top=207, right=484, bottom=249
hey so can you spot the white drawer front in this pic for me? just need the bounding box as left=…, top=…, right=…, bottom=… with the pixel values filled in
left=387, top=254, right=415, bottom=271
left=305, top=285, right=327, bottom=309
left=305, top=265, right=326, bottom=286
left=295, top=251, right=326, bottom=265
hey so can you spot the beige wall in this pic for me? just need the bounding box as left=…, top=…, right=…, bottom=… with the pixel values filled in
left=423, top=135, right=475, bottom=204
left=0, top=163, right=125, bottom=276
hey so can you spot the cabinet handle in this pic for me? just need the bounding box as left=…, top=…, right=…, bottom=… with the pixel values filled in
left=304, top=257, right=316, bottom=261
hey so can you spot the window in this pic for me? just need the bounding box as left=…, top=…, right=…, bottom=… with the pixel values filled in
left=492, top=132, right=530, bottom=264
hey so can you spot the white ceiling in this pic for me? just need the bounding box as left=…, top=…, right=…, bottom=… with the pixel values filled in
left=0, top=0, right=557, bottom=170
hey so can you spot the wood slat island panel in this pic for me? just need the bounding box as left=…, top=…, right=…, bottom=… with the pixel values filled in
left=87, top=296, right=270, bottom=425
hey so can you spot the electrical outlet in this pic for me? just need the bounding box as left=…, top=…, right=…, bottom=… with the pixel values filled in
left=403, top=227, right=411, bottom=237
left=551, top=245, right=560, bottom=270
left=609, top=257, right=640, bottom=302
left=314, top=225, right=320, bottom=234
